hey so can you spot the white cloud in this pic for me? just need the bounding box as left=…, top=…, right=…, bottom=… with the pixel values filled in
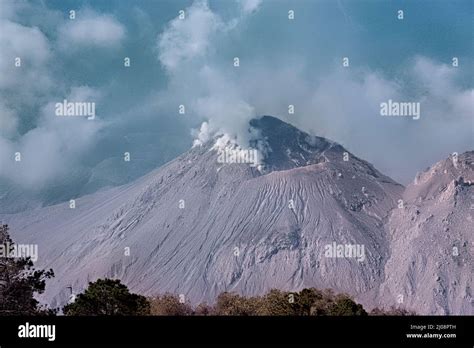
left=0, top=5, right=112, bottom=188
left=451, top=89, right=474, bottom=118
left=0, top=6, right=126, bottom=194
left=0, top=101, right=18, bottom=137
left=157, top=0, right=264, bottom=73
left=238, top=0, right=263, bottom=14
left=0, top=0, right=26, bottom=20
left=0, top=12, right=54, bottom=144
left=0, top=9, right=103, bottom=189
left=0, top=136, right=14, bottom=179
left=0, top=20, right=52, bottom=90
left=0, top=86, right=103, bottom=188
left=411, top=56, right=473, bottom=122
left=58, top=11, right=125, bottom=49
left=157, top=0, right=224, bottom=72
left=412, top=56, right=454, bottom=98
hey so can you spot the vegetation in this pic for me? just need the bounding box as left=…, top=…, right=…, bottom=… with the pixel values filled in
left=64, top=280, right=373, bottom=316
left=149, top=293, right=193, bottom=316
left=0, top=224, right=55, bottom=315
left=63, top=278, right=150, bottom=315
left=370, top=306, right=417, bottom=316
left=146, top=287, right=369, bottom=316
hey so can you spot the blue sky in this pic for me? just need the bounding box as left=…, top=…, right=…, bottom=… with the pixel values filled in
left=0, top=0, right=472, bottom=210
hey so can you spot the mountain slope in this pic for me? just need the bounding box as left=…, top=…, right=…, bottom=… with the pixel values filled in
left=379, top=151, right=474, bottom=314
left=1, top=116, right=404, bottom=310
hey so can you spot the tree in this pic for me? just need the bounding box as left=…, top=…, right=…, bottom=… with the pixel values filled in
left=213, top=292, right=261, bottom=316
left=194, top=302, right=212, bottom=316
left=259, top=289, right=297, bottom=315
left=309, top=289, right=335, bottom=315
left=63, top=278, right=150, bottom=315
left=0, top=224, right=54, bottom=315
left=294, top=288, right=324, bottom=315
left=149, top=293, right=193, bottom=315
left=309, top=290, right=367, bottom=316
left=370, top=306, right=416, bottom=316
left=326, top=294, right=367, bottom=316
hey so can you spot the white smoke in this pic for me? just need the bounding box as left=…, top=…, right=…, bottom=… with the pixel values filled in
left=156, top=1, right=473, bottom=184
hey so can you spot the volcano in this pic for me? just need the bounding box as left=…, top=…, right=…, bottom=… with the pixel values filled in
left=1, top=116, right=472, bottom=314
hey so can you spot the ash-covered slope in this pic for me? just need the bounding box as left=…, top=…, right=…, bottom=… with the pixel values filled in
left=379, top=151, right=474, bottom=314
left=2, top=116, right=403, bottom=309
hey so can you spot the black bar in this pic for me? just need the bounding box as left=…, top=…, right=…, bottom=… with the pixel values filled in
left=0, top=315, right=472, bottom=346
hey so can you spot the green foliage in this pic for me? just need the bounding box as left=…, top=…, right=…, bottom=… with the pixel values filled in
left=0, top=224, right=55, bottom=315
left=63, top=278, right=150, bottom=315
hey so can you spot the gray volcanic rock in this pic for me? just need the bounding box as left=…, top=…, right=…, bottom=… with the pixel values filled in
left=379, top=151, right=474, bottom=314
left=0, top=116, right=402, bottom=310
